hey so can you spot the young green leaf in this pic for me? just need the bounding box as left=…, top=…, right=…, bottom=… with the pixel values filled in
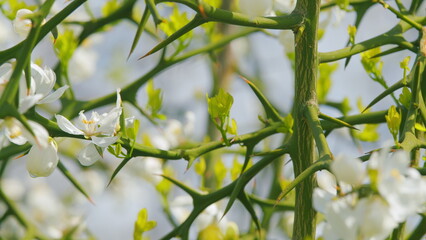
left=399, top=87, right=411, bottom=109
left=146, top=80, right=166, bottom=120
left=385, top=105, right=401, bottom=143
left=318, top=63, right=338, bottom=102
left=134, top=208, right=157, bottom=240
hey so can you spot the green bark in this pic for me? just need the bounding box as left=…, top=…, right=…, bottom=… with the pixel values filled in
left=291, top=0, right=320, bottom=239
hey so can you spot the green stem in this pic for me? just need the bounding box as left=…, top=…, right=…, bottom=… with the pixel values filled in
left=291, top=0, right=320, bottom=239
left=305, top=105, right=332, bottom=159
left=158, top=0, right=303, bottom=30
left=376, top=0, right=422, bottom=30
left=277, top=160, right=330, bottom=203
left=319, top=17, right=426, bottom=63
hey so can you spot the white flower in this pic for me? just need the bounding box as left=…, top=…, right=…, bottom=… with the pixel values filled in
left=355, top=196, right=397, bottom=240
left=171, top=195, right=192, bottom=223
left=26, top=139, right=59, bottom=177
left=282, top=211, right=294, bottom=238
left=0, top=18, right=12, bottom=45
left=239, top=0, right=272, bottom=16
left=313, top=187, right=335, bottom=214
left=55, top=90, right=122, bottom=165
left=1, top=117, right=49, bottom=148
left=273, top=0, right=296, bottom=14
left=13, top=9, right=33, bottom=37
left=278, top=30, right=295, bottom=55
left=369, top=149, right=426, bottom=222
left=171, top=196, right=227, bottom=232
left=331, top=155, right=366, bottom=186
left=323, top=198, right=358, bottom=240
left=316, top=170, right=337, bottom=195
left=163, top=111, right=195, bottom=148
left=68, top=47, right=98, bottom=83
left=19, top=63, right=68, bottom=113
left=0, top=62, right=13, bottom=97
left=139, top=157, right=163, bottom=183
left=0, top=62, right=68, bottom=113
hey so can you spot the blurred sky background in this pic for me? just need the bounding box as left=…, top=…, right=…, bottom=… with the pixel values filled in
left=0, top=0, right=425, bottom=239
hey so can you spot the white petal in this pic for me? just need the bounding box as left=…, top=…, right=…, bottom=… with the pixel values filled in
left=356, top=197, right=397, bottom=239
left=39, top=85, right=69, bottom=104
left=116, top=88, right=122, bottom=108
left=25, top=120, right=49, bottom=148
left=55, top=114, right=84, bottom=135
left=331, top=155, right=365, bottom=186
left=4, top=119, right=28, bottom=145
left=13, top=9, right=33, bottom=37
left=96, top=107, right=122, bottom=135
left=78, top=143, right=103, bottom=166
left=19, top=94, right=43, bottom=113
left=31, top=63, right=54, bottom=97
left=313, top=188, right=334, bottom=214
left=239, top=0, right=272, bottom=16
left=91, top=136, right=118, bottom=148
left=316, top=170, right=337, bottom=194
left=26, top=140, right=58, bottom=177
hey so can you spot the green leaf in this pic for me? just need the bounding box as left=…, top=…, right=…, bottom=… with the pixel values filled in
left=347, top=25, right=356, bottom=45
left=400, top=56, right=411, bottom=84
left=353, top=124, right=380, bottom=142
left=230, top=157, right=242, bottom=181
left=54, top=29, right=78, bottom=67
left=385, top=105, right=401, bottom=142
left=360, top=48, right=386, bottom=87
left=214, top=158, right=227, bottom=188
left=126, top=119, right=140, bottom=141
left=318, top=63, right=338, bottom=102
left=194, top=156, right=206, bottom=176
left=146, top=80, right=164, bottom=120
left=134, top=208, right=157, bottom=240
left=2, top=0, right=36, bottom=19
left=227, top=118, right=238, bottom=135
left=207, top=88, right=234, bottom=128
left=399, top=87, right=411, bottom=109
left=101, top=0, right=120, bottom=17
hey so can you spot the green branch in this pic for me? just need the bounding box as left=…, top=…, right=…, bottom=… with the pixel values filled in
left=158, top=0, right=304, bottom=30
left=319, top=17, right=426, bottom=63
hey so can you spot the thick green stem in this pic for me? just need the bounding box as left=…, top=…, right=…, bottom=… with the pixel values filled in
left=291, top=0, right=320, bottom=239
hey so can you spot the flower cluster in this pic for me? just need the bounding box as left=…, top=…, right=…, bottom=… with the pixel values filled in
left=55, top=90, right=122, bottom=166
left=314, top=149, right=426, bottom=240
left=0, top=61, right=68, bottom=177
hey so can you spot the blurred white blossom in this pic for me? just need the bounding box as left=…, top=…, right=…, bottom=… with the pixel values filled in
left=13, top=9, right=33, bottom=37
left=26, top=139, right=59, bottom=177
left=331, top=155, right=365, bottom=186
left=239, top=0, right=272, bottom=16
left=273, top=0, right=296, bottom=14
left=314, top=149, right=426, bottom=240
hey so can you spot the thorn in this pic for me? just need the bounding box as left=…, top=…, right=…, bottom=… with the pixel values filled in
left=198, top=4, right=208, bottom=19
left=138, top=50, right=153, bottom=60
left=239, top=75, right=251, bottom=84
left=14, top=153, right=26, bottom=159
left=88, top=197, right=96, bottom=205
